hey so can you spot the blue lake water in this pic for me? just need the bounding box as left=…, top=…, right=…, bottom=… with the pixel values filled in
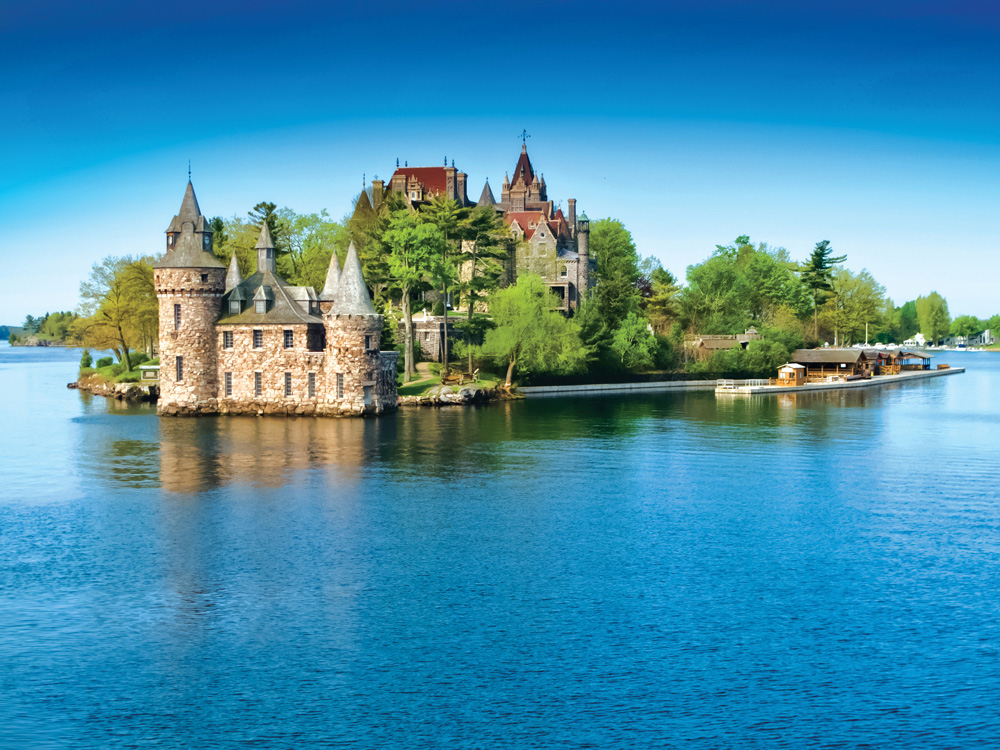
left=2, top=342, right=999, bottom=748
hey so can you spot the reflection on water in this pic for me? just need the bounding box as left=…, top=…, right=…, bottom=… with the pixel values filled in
left=2, top=345, right=1000, bottom=748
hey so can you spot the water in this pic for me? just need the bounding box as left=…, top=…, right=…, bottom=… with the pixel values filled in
left=2, top=342, right=999, bottom=748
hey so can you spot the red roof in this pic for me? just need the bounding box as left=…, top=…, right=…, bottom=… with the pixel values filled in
left=391, top=167, right=449, bottom=195
left=505, top=211, right=553, bottom=239
left=510, top=147, right=534, bottom=188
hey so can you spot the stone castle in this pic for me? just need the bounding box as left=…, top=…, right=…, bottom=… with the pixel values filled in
left=380, top=142, right=593, bottom=313
left=154, top=181, right=398, bottom=417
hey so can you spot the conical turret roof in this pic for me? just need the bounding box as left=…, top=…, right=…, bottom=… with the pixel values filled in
left=255, top=222, right=276, bottom=249
left=477, top=180, right=496, bottom=207
left=512, top=145, right=534, bottom=187
left=329, top=242, right=376, bottom=315
left=225, top=254, right=242, bottom=291
left=156, top=180, right=225, bottom=269
left=319, top=249, right=341, bottom=301
left=165, top=181, right=202, bottom=233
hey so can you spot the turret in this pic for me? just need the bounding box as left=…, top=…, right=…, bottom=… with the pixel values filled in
left=255, top=223, right=277, bottom=274
left=576, top=211, right=590, bottom=306
left=567, top=198, right=577, bottom=239
left=318, top=248, right=342, bottom=314
left=324, top=243, right=389, bottom=415
left=155, top=180, right=226, bottom=415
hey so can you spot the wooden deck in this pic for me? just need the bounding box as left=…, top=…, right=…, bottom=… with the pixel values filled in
left=716, top=367, right=964, bottom=396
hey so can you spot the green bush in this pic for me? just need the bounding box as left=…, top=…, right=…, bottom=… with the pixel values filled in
left=131, top=352, right=150, bottom=366
left=428, top=362, right=442, bottom=376
left=9, top=333, right=18, bottom=345
left=80, top=349, right=93, bottom=369
left=79, top=367, right=95, bottom=376
left=95, top=356, right=113, bottom=368
left=116, top=372, right=140, bottom=383
left=147, top=357, right=159, bottom=366
left=109, top=362, right=127, bottom=377
left=432, top=300, right=444, bottom=316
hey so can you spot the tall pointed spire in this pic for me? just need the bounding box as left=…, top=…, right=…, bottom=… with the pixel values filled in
left=330, top=242, right=375, bottom=315
left=477, top=179, right=496, bottom=208
left=255, top=223, right=276, bottom=274
left=319, top=249, right=341, bottom=301
left=225, top=254, right=242, bottom=291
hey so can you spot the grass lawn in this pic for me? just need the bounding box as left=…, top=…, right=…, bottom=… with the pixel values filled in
left=397, top=369, right=501, bottom=397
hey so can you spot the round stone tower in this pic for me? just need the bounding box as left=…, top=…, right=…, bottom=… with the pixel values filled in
left=322, top=242, right=391, bottom=416
left=154, top=181, right=226, bottom=415
left=576, top=211, right=591, bottom=305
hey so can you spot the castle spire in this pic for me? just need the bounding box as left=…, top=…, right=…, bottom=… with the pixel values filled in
left=330, top=242, right=375, bottom=315
left=255, top=222, right=277, bottom=274
left=477, top=179, right=496, bottom=208
left=225, top=253, right=242, bottom=291
left=319, top=249, right=341, bottom=301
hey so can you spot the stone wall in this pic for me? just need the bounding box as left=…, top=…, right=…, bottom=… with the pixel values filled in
left=322, top=313, right=393, bottom=415
left=155, top=267, right=225, bottom=414
left=215, top=324, right=326, bottom=415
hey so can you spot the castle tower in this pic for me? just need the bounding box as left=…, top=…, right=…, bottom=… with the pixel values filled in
left=155, top=180, right=226, bottom=415
left=576, top=211, right=591, bottom=304
left=323, top=243, right=389, bottom=415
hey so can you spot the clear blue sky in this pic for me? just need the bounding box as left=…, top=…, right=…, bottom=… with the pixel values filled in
left=2, top=0, right=998, bottom=324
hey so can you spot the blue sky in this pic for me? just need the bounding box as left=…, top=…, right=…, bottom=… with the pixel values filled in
left=2, top=0, right=998, bottom=323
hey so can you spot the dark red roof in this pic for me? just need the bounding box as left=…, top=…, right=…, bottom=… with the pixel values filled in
left=510, top=147, right=534, bottom=188
left=505, top=211, right=553, bottom=239
left=391, top=167, right=449, bottom=195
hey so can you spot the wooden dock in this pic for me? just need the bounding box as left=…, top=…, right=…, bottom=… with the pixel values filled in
left=715, top=366, right=964, bottom=396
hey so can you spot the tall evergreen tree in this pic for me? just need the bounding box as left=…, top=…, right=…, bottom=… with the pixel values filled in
left=800, top=240, right=847, bottom=340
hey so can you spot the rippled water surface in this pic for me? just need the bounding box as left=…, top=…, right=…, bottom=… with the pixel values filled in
left=2, top=343, right=999, bottom=748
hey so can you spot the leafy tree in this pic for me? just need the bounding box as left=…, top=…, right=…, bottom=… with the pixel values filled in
left=987, top=314, right=1000, bottom=338
left=611, top=312, right=657, bottom=370
left=455, top=205, right=511, bottom=373
left=79, top=349, right=92, bottom=369
left=72, top=256, right=157, bottom=370
left=384, top=210, right=444, bottom=381
left=481, top=274, right=587, bottom=388
left=22, top=315, right=39, bottom=334
left=821, top=268, right=886, bottom=345
left=800, top=240, right=847, bottom=339
left=275, top=208, right=350, bottom=289
left=248, top=201, right=283, bottom=252
left=915, top=292, right=951, bottom=345
left=420, top=195, right=469, bottom=372
left=950, top=314, right=982, bottom=339
left=643, top=265, right=681, bottom=335
left=591, top=218, right=642, bottom=329
left=897, top=300, right=920, bottom=342
left=213, top=215, right=264, bottom=277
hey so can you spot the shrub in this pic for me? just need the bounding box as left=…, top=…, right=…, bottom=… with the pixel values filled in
left=428, top=362, right=442, bottom=376
left=147, top=357, right=159, bottom=366
left=79, top=349, right=93, bottom=369
left=131, top=352, right=150, bottom=366
left=116, top=372, right=140, bottom=383
left=8, top=333, right=17, bottom=345
left=432, top=300, right=444, bottom=316
left=96, top=356, right=113, bottom=368
left=109, top=363, right=127, bottom=377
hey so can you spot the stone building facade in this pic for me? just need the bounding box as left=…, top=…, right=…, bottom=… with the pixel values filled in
left=154, top=181, right=398, bottom=417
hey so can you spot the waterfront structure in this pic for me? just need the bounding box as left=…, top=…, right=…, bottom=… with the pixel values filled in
left=154, top=181, right=398, bottom=417
left=385, top=142, right=594, bottom=312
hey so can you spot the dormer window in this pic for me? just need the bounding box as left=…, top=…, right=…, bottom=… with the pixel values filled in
left=230, top=300, right=241, bottom=315
left=167, top=235, right=174, bottom=247
left=255, top=300, right=266, bottom=314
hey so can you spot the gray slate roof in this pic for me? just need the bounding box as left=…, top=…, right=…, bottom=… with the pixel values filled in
left=225, top=254, right=243, bottom=291
left=319, top=250, right=341, bottom=301
left=330, top=242, right=376, bottom=316
left=165, top=181, right=201, bottom=233
left=156, top=181, right=225, bottom=269
left=218, top=270, right=321, bottom=326
left=256, top=222, right=276, bottom=249
left=477, top=180, right=496, bottom=207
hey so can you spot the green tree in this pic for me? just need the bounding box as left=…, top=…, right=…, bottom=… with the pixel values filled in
left=248, top=201, right=283, bottom=251
left=72, top=256, right=157, bottom=370
left=274, top=208, right=350, bottom=289
left=80, top=349, right=93, bottom=370
left=897, top=300, right=920, bottom=342
left=611, top=312, right=657, bottom=370
left=800, top=240, right=847, bottom=340
left=950, top=314, right=982, bottom=339
left=915, top=292, right=951, bottom=345
left=482, top=274, right=587, bottom=388
left=643, top=265, right=681, bottom=335
left=822, top=268, right=886, bottom=345
left=384, top=211, right=444, bottom=381
left=591, top=218, right=642, bottom=329
left=420, top=195, right=470, bottom=372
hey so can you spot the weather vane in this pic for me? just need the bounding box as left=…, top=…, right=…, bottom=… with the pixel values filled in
left=188, top=160, right=191, bottom=181
left=519, top=129, right=531, bottom=145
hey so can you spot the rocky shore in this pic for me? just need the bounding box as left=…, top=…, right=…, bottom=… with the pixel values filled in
left=71, top=374, right=159, bottom=403
left=398, top=385, right=519, bottom=407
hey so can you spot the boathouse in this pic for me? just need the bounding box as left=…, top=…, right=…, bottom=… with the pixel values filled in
left=788, top=349, right=870, bottom=380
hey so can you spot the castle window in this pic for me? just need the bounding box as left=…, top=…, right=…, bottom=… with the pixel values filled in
left=174, top=304, right=181, bottom=330
left=175, top=356, right=183, bottom=381
left=284, top=372, right=292, bottom=397
left=364, top=335, right=372, bottom=351
left=253, top=329, right=263, bottom=349
left=223, top=331, right=233, bottom=349
left=224, top=372, right=232, bottom=396
left=254, top=372, right=262, bottom=397
left=230, top=300, right=241, bottom=315
left=255, top=300, right=266, bottom=314
left=201, top=273, right=208, bottom=283
left=336, top=373, right=344, bottom=399
left=308, top=372, right=315, bottom=398
left=560, top=266, right=567, bottom=277
left=168, top=235, right=174, bottom=247
left=284, top=330, right=294, bottom=349
left=363, top=385, right=373, bottom=406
